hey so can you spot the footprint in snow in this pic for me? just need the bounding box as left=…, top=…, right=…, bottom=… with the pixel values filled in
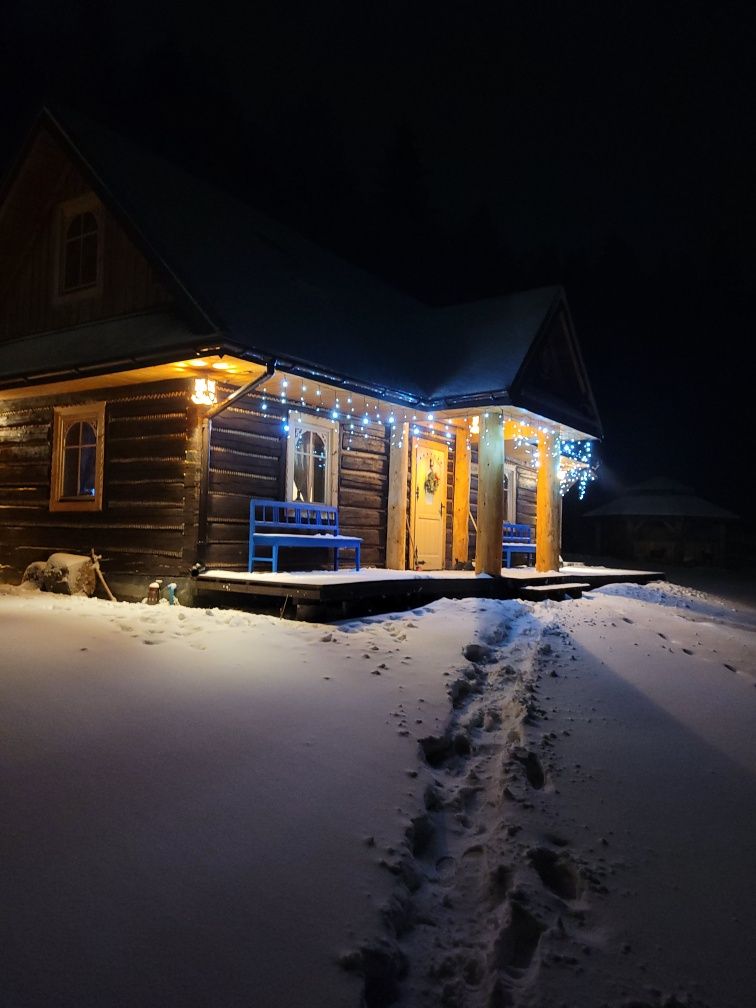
left=528, top=846, right=583, bottom=901
left=435, top=856, right=456, bottom=882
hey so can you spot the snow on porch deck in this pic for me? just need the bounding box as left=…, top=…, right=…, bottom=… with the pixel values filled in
left=194, top=564, right=665, bottom=610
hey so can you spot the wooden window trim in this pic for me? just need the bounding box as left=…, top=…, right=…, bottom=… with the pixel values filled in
left=52, top=193, right=104, bottom=305
left=503, top=462, right=517, bottom=523
left=285, top=411, right=339, bottom=505
left=50, top=402, right=106, bottom=512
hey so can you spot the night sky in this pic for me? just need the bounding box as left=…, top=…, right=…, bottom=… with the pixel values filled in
left=2, top=1, right=754, bottom=520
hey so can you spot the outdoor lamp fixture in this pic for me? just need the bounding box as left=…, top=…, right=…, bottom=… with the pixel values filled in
left=191, top=376, right=217, bottom=405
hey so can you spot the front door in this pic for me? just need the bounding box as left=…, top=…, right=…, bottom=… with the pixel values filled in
left=411, top=438, right=447, bottom=570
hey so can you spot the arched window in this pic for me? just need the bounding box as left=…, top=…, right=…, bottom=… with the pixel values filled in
left=62, top=419, right=98, bottom=498
left=286, top=414, right=337, bottom=504
left=55, top=195, right=102, bottom=299
left=50, top=403, right=106, bottom=511
left=293, top=428, right=328, bottom=503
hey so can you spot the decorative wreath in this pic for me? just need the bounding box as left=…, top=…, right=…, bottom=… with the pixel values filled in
left=424, top=463, right=440, bottom=495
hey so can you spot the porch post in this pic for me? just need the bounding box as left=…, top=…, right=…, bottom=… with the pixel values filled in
left=475, top=412, right=504, bottom=575
left=452, top=428, right=471, bottom=566
left=386, top=422, right=410, bottom=569
left=536, top=429, right=561, bottom=571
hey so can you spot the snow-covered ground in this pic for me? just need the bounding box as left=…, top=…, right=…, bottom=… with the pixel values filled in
left=1, top=577, right=755, bottom=1008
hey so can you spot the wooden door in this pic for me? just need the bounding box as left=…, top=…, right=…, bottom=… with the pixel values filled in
left=410, top=438, right=447, bottom=570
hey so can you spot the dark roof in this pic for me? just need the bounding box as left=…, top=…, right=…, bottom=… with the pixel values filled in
left=585, top=478, right=738, bottom=520
left=0, top=313, right=206, bottom=388
left=0, top=107, right=597, bottom=428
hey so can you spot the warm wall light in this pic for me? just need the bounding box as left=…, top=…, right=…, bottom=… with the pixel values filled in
left=470, top=415, right=480, bottom=435
left=191, top=377, right=217, bottom=405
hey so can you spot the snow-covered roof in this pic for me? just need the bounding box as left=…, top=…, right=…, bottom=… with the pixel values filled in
left=585, top=477, right=738, bottom=519
left=0, top=107, right=600, bottom=431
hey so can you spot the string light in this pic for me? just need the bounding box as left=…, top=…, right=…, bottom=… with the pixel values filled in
left=559, top=440, right=597, bottom=499
left=250, top=374, right=597, bottom=501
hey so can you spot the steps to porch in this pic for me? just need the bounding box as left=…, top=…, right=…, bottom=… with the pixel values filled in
left=518, top=581, right=592, bottom=601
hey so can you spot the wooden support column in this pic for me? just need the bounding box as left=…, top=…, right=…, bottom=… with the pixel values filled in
left=452, top=429, right=471, bottom=566
left=386, top=422, right=410, bottom=569
left=475, top=412, right=505, bottom=575
left=536, top=429, right=561, bottom=571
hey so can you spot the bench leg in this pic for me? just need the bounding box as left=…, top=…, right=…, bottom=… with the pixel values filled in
left=333, top=548, right=339, bottom=572
left=272, top=545, right=279, bottom=574
left=355, top=545, right=360, bottom=572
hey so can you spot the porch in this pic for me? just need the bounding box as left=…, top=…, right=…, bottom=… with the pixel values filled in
left=193, top=563, right=665, bottom=618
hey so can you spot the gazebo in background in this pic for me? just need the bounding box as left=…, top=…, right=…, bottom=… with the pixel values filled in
left=584, top=478, right=738, bottom=566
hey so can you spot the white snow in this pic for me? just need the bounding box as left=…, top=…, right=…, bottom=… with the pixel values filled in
left=1, top=576, right=755, bottom=1008
left=197, top=563, right=660, bottom=586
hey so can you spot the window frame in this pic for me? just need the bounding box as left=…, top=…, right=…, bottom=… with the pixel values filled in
left=49, top=402, right=106, bottom=512
left=285, top=411, right=339, bottom=505
left=503, top=462, right=517, bottom=523
left=53, top=193, right=104, bottom=304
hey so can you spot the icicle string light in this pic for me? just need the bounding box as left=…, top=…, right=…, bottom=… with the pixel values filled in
left=256, top=375, right=597, bottom=491
left=559, top=439, right=597, bottom=499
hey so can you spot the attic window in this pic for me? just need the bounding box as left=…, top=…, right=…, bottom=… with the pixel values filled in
left=55, top=195, right=103, bottom=299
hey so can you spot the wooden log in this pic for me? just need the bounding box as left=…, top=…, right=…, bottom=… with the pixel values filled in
left=338, top=507, right=385, bottom=528
left=41, top=552, right=96, bottom=596
left=536, top=429, right=561, bottom=572
left=452, top=429, right=471, bottom=566
left=386, top=422, right=409, bottom=569
left=340, top=470, right=387, bottom=494
left=339, top=487, right=384, bottom=511
left=340, top=453, right=387, bottom=476
left=475, top=413, right=505, bottom=576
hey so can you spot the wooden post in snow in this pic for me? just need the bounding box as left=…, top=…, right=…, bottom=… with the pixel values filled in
left=452, top=428, right=471, bottom=567
left=386, top=422, right=410, bottom=569
left=475, top=412, right=504, bottom=575
left=536, top=429, right=561, bottom=572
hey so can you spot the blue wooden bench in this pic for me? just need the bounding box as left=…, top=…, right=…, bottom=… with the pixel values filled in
left=248, top=499, right=362, bottom=573
left=502, top=522, right=537, bottom=568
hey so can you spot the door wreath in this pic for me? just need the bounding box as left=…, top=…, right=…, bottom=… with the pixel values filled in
left=424, top=459, right=440, bottom=495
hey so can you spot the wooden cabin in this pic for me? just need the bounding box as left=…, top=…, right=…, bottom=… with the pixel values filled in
left=584, top=478, right=737, bottom=566
left=0, top=108, right=602, bottom=600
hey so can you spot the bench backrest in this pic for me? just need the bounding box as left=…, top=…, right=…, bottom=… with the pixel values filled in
left=250, top=498, right=339, bottom=534
left=503, top=521, right=534, bottom=543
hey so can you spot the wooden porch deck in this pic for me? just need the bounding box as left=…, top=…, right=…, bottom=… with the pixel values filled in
left=193, top=564, right=665, bottom=617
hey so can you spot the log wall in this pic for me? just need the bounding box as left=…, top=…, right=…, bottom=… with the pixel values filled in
left=0, top=378, right=199, bottom=586
left=204, top=394, right=390, bottom=571
left=339, top=421, right=389, bottom=569
left=516, top=467, right=537, bottom=527
left=203, top=389, right=286, bottom=570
